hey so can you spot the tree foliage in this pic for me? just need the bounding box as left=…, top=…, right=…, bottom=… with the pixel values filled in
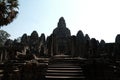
left=0, top=0, right=19, bottom=27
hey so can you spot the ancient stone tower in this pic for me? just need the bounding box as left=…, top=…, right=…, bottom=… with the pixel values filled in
left=51, top=17, right=71, bottom=55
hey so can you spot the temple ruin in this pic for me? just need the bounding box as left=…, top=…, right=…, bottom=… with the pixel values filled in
left=0, top=17, right=120, bottom=79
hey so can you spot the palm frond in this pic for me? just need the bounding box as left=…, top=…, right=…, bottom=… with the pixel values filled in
left=0, top=0, right=19, bottom=27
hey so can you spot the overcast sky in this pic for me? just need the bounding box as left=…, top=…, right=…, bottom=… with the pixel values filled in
left=1, top=0, right=120, bottom=42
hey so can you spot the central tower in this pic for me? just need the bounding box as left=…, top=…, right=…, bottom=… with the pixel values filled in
left=51, top=17, right=71, bottom=55
left=53, top=17, right=71, bottom=37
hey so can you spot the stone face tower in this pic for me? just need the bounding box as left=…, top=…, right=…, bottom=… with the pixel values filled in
left=53, top=17, right=71, bottom=37
left=51, top=17, right=71, bottom=55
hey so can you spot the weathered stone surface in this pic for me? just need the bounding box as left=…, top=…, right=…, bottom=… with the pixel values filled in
left=21, top=33, right=28, bottom=46
left=76, top=30, right=85, bottom=57
left=2, top=17, right=120, bottom=60
left=29, top=31, right=39, bottom=55
left=51, top=17, right=71, bottom=55
left=53, top=17, right=71, bottom=37
left=84, top=34, right=90, bottom=58
left=70, top=35, right=77, bottom=57
left=1, top=17, right=120, bottom=80
left=115, top=34, right=120, bottom=44
left=4, top=39, right=13, bottom=47
left=89, top=38, right=99, bottom=58
left=97, top=40, right=106, bottom=57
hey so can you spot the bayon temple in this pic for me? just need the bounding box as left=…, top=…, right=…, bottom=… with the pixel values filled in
left=0, top=17, right=120, bottom=80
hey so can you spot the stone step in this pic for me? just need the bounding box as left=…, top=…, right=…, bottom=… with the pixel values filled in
left=46, top=66, right=85, bottom=79
left=49, top=62, right=80, bottom=64
left=50, top=59, right=81, bottom=63
left=0, top=69, right=4, bottom=78
left=48, top=63, right=80, bottom=67
left=48, top=67, right=82, bottom=70
left=46, top=71, right=84, bottom=75
left=48, top=65, right=81, bottom=68
left=46, top=56, right=86, bottom=79
left=45, top=75, right=86, bottom=79
left=47, top=69, right=83, bottom=73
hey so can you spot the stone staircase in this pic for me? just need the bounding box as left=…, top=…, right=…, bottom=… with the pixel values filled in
left=45, top=55, right=86, bottom=79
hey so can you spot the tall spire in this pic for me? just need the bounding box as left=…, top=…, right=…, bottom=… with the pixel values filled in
left=58, top=17, right=66, bottom=28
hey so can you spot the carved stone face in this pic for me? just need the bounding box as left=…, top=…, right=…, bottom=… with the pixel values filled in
left=52, top=17, right=71, bottom=55
left=58, top=17, right=66, bottom=28
left=53, top=17, right=71, bottom=38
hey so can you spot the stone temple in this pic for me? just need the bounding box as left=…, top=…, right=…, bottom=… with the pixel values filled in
left=0, top=17, right=120, bottom=80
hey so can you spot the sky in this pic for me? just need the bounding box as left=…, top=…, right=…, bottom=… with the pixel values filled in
left=1, top=0, right=120, bottom=43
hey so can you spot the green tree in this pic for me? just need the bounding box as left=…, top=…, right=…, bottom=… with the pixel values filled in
left=0, top=0, right=19, bottom=27
left=0, top=30, right=10, bottom=46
